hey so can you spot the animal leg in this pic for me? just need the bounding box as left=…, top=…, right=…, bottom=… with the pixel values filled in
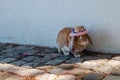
left=57, top=46, right=62, bottom=53
left=61, top=46, right=70, bottom=56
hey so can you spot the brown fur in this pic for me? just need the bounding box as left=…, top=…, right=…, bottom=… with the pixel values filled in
left=57, top=26, right=93, bottom=57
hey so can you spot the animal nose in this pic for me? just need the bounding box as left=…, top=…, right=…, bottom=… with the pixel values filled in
left=80, top=36, right=82, bottom=39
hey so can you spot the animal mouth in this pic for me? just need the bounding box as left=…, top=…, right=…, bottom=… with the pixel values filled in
left=80, top=41, right=88, bottom=45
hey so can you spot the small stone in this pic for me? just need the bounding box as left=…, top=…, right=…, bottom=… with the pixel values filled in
left=56, top=75, right=77, bottom=80
left=0, top=71, right=4, bottom=75
left=58, top=64, right=75, bottom=70
left=107, top=60, right=120, bottom=68
left=103, top=75, right=120, bottom=80
left=107, top=60, right=120, bottom=75
left=34, top=73, right=57, bottom=80
left=111, top=68, right=120, bottom=76
left=81, top=59, right=108, bottom=70
left=0, top=72, right=23, bottom=80
left=49, top=67, right=90, bottom=75
left=14, top=68, right=45, bottom=76
left=96, top=60, right=120, bottom=74
left=0, top=72, right=11, bottom=80
left=112, top=56, right=120, bottom=61
left=0, top=63, right=45, bottom=76
left=49, top=68, right=67, bottom=74
left=0, top=63, right=15, bottom=71
left=96, top=65, right=112, bottom=74
left=3, top=76, right=23, bottom=80
left=36, top=66, right=55, bottom=72
left=66, top=68, right=91, bottom=75
left=83, top=72, right=104, bottom=80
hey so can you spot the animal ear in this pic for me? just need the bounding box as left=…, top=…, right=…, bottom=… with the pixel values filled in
left=86, top=34, right=93, bottom=45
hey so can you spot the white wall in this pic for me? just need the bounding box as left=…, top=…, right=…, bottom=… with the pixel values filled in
left=0, top=0, right=120, bottom=53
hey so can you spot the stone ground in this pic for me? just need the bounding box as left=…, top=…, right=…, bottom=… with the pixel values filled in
left=0, top=43, right=120, bottom=80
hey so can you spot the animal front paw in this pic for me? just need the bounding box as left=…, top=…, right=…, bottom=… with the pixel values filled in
left=63, top=52, right=70, bottom=56
left=74, top=54, right=81, bottom=57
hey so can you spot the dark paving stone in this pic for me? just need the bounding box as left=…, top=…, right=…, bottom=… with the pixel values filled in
left=21, top=56, right=40, bottom=62
left=33, top=53, right=47, bottom=57
left=56, top=55, right=72, bottom=61
left=33, top=54, right=61, bottom=67
left=82, top=54, right=113, bottom=61
left=33, top=58, right=48, bottom=64
left=0, top=43, right=7, bottom=48
left=33, top=55, right=57, bottom=66
left=0, top=56, right=6, bottom=60
left=45, top=59, right=65, bottom=66
left=0, top=51, right=23, bottom=58
left=0, top=46, right=35, bottom=54
left=0, top=44, right=8, bottom=51
left=0, top=58, right=16, bottom=63
left=0, top=43, right=117, bottom=71
left=11, top=60, right=26, bottom=66
left=22, top=62, right=38, bottom=67
left=33, top=57, right=48, bottom=63
left=44, top=54, right=60, bottom=60
left=3, top=45, right=14, bottom=50
left=83, top=72, right=104, bottom=80
left=12, top=46, right=29, bottom=50
left=103, top=75, right=120, bottom=80
left=66, top=57, right=83, bottom=64
left=24, top=50, right=38, bottom=55
left=43, top=54, right=72, bottom=66
left=0, top=43, right=4, bottom=45
left=43, top=48, right=58, bottom=53
left=34, top=53, right=59, bottom=58
left=1, top=49, right=15, bottom=53
left=0, top=51, right=37, bottom=60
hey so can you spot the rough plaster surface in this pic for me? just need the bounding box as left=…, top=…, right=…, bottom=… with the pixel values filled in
left=0, top=0, right=120, bottom=53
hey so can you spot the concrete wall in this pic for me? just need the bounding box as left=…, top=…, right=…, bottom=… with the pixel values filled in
left=0, top=0, right=120, bottom=53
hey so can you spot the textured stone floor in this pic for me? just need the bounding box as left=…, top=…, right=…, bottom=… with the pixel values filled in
left=0, top=43, right=120, bottom=80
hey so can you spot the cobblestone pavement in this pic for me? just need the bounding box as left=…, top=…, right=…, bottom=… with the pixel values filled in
left=0, top=43, right=120, bottom=80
